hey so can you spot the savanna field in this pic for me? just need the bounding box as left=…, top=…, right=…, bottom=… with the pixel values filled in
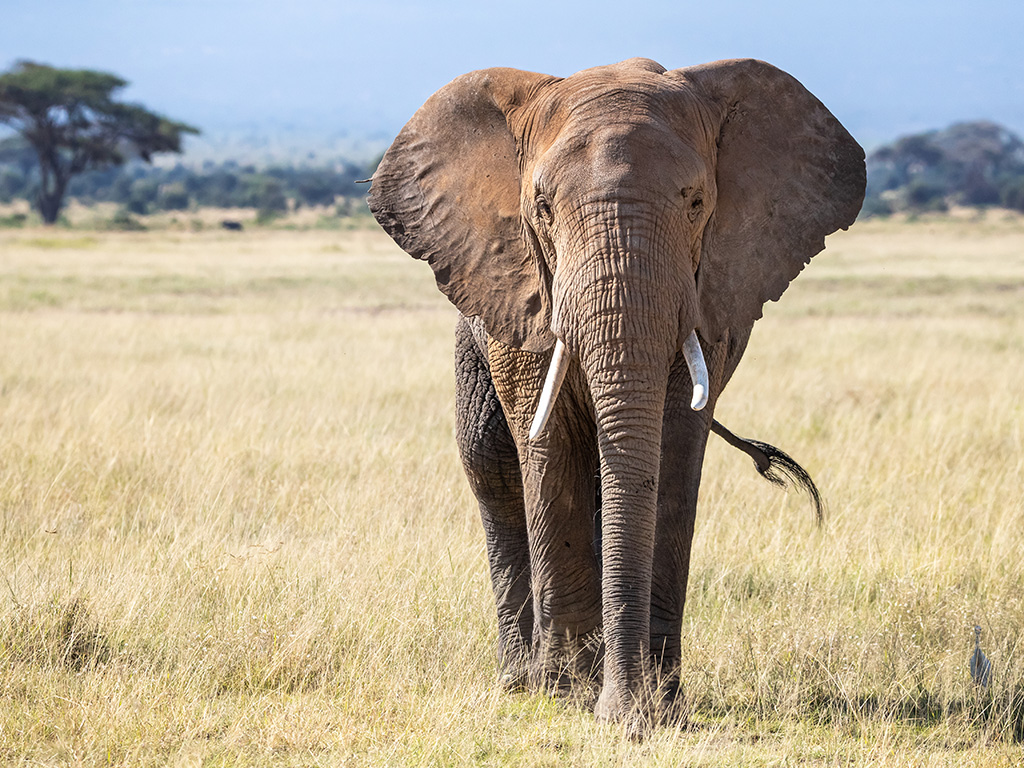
left=0, top=212, right=1023, bottom=766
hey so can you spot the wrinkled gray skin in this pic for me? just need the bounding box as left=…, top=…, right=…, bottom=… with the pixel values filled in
left=369, top=57, right=865, bottom=732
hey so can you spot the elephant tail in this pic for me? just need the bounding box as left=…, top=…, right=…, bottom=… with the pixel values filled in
left=710, top=419, right=825, bottom=524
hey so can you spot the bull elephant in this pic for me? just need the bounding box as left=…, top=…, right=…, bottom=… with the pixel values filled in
left=368, top=57, right=865, bottom=731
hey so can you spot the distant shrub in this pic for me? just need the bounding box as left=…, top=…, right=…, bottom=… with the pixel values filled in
left=0, top=156, right=375, bottom=215
left=240, top=175, right=288, bottom=216
left=961, top=171, right=1001, bottom=206
left=0, top=166, right=28, bottom=202
left=859, top=194, right=894, bottom=218
left=157, top=182, right=190, bottom=211
left=904, top=179, right=948, bottom=211
left=1000, top=178, right=1024, bottom=212
left=294, top=170, right=339, bottom=207
left=0, top=212, right=28, bottom=227
left=127, top=179, right=159, bottom=214
left=105, top=209, right=147, bottom=231
left=867, top=121, right=1024, bottom=214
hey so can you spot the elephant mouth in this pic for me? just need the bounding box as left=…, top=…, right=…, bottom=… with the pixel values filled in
left=528, top=328, right=709, bottom=441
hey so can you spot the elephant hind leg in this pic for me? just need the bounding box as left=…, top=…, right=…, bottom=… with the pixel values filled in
left=454, top=316, right=532, bottom=685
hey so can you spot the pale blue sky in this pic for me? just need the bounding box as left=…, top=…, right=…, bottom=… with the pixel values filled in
left=2, top=0, right=1022, bottom=155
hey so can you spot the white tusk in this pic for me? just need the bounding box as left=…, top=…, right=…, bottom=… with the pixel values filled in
left=682, top=330, right=709, bottom=411
left=529, top=338, right=569, bottom=440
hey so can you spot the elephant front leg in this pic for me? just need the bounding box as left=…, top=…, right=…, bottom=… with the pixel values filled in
left=521, top=425, right=603, bottom=693
left=485, top=335, right=602, bottom=694
left=649, top=347, right=722, bottom=711
left=455, top=319, right=533, bottom=686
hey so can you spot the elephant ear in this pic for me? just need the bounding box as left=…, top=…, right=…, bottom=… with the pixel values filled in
left=674, top=59, right=866, bottom=341
left=368, top=68, right=557, bottom=352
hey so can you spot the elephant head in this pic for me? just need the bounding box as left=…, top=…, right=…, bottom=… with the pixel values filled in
left=369, top=58, right=865, bottom=725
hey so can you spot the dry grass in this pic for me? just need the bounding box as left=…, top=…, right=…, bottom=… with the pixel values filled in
left=1, top=213, right=1023, bottom=765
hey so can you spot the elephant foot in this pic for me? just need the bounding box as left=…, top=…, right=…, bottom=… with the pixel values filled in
left=528, top=629, right=602, bottom=697
left=498, top=665, right=529, bottom=693
left=595, top=683, right=652, bottom=740
left=497, top=643, right=531, bottom=692
left=645, top=648, right=692, bottom=726
left=594, top=673, right=688, bottom=739
left=651, top=676, right=690, bottom=726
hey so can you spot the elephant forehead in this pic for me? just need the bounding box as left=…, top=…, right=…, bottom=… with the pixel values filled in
left=518, top=70, right=666, bottom=139
left=534, top=120, right=710, bottom=199
left=523, top=79, right=712, bottom=161
left=556, top=78, right=669, bottom=124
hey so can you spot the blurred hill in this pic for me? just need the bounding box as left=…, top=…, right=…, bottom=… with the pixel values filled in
left=178, top=126, right=391, bottom=168
left=864, top=121, right=1024, bottom=216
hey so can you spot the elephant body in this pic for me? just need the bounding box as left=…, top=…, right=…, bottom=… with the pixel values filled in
left=455, top=313, right=751, bottom=686
left=369, top=57, right=865, bottom=730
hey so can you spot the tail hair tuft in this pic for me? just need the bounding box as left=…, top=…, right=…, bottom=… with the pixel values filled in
left=711, top=420, right=825, bottom=524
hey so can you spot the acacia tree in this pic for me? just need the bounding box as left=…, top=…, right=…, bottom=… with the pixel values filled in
left=0, top=61, right=199, bottom=223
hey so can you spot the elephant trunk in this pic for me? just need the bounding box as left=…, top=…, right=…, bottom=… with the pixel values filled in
left=552, top=230, right=698, bottom=721
left=529, top=257, right=707, bottom=440
left=587, top=341, right=669, bottom=720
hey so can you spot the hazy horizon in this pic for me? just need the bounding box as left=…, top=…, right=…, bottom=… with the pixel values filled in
left=3, top=0, right=1024, bottom=161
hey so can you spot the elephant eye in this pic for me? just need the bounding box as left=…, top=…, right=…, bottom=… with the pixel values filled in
left=535, top=195, right=553, bottom=224
left=685, top=189, right=704, bottom=222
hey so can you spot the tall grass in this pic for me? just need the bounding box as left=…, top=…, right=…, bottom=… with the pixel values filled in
left=1, top=216, right=1022, bottom=765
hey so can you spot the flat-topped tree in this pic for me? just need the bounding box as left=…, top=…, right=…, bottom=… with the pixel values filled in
left=0, top=61, right=199, bottom=223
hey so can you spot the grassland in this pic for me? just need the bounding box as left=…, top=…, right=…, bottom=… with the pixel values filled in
left=0, top=213, right=1022, bottom=766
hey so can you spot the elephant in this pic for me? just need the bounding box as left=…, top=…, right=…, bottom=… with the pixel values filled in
left=368, top=57, right=865, bottom=731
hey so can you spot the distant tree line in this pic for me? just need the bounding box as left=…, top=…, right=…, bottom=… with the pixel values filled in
left=864, top=121, right=1024, bottom=216
left=0, top=61, right=376, bottom=224
left=0, top=61, right=198, bottom=223
left=0, top=136, right=375, bottom=219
